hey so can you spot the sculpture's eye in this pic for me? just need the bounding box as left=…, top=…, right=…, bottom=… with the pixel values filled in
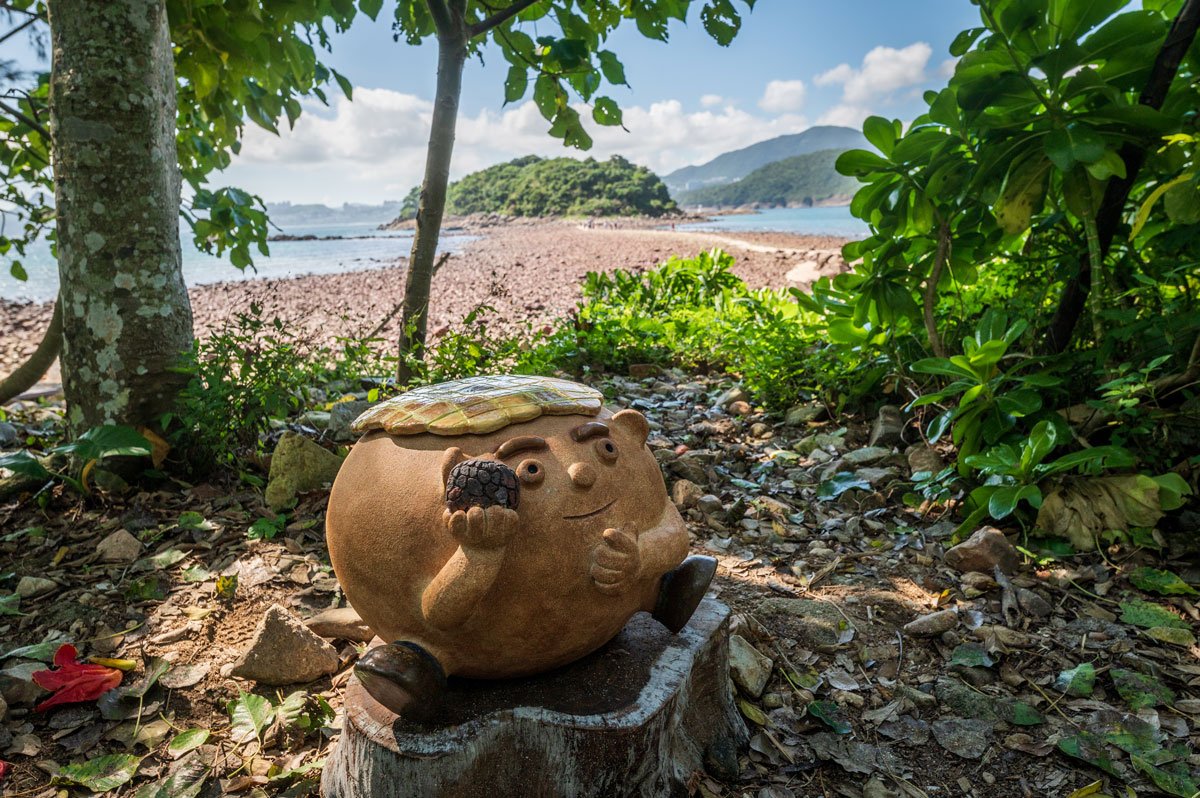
left=517, top=459, right=545, bottom=485
left=595, top=438, right=618, bottom=463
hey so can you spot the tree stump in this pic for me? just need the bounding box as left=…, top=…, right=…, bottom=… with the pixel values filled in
left=321, top=597, right=745, bottom=798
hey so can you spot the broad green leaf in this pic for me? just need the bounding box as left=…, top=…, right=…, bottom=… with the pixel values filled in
left=1054, top=663, right=1096, bottom=697
left=1119, top=600, right=1190, bottom=630
left=1129, top=567, right=1198, bottom=596
left=358, top=0, right=384, bottom=21
left=0, top=450, right=51, bottom=480
left=1045, top=124, right=1107, bottom=172
left=1145, top=626, right=1196, bottom=646
left=996, top=699, right=1044, bottom=726
left=592, top=96, right=623, bottom=127
left=862, top=116, right=898, bottom=157
left=949, top=643, right=994, bottom=668
left=133, top=753, right=207, bottom=798
left=168, top=728, right=210, bottom=759
left=817, top=472, right=871, bottom=500
left=994, top=155, right=1050, bottom=235
left=1152, top=472, right=1193, bottom=512
left=1058, top=732, right=1117, bottom=775
left=808, top=700, right=852, bottom=734
left=503, top=65, right=528, bottom=104
left=1050, top=0, right=1127, bottom=43
left=1111, top=668, right=1174, bottom=710
left=0, top=593, right=24, bottom=617
left=227, top=690, right=274, bottom=743
left=1132, top=755, right=1200, bottom=798
left=836, top=148, right=890, bottom=176
left=737, top=697, right=766, bottom=725
left=596, top=50, right=627, bottom=86
left=54, top=753, right=143, bottom=792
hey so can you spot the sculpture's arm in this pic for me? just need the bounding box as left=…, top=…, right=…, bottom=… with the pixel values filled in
left=590, top=504, right=689, bottom=595
left=421, top=506, right=519, bottom=630
left=634, top=503, right=689, bottom=577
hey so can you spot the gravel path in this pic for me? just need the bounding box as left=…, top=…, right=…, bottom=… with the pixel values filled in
left=0, top=220, right=848, bottom=387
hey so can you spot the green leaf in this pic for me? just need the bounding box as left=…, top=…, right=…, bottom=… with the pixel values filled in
left=503, top=65, right=528, bottom=105
left=862, top=116, right=898, bottom=157
left=1058, top=732, right=1118, bottom=775
left=997, top=699, right=1045, bottom=726
left=1054, top=663, right=1096, bottom=697
left=358, top=0, right=384, bottom=21
left=55, top=425, right=151, bottom=461
left=948, top=643, right=994, bottom=668
left=168, top=728, right=211, bottom=759
left=332, top=69, right=353, bottom=100
left=1119, top=599, right=1190, bottom=630
left=0, top=450, right=51, bottom=480
left=1132, top=755, right=1200, bottom=798
left=54, top=753, right=144, bottom=792
left=836, top=148, right=890, bottom=176
left=592, top=96, right=623, bottom=127
left=808, top=700, right=852, bottom=734
left=1045, top=124, right=1107, bottom=172
left=596, top=50, right=627, bottom=86
left=1129, top=567, right=1198, bottom=596
left=1111, top=668, right=1175, bottom=710
left=1145, top=626, right=1196, bottom=646
left=1152, top=472, right=1193, bottom=512
left=994, top=155, right=1050, bottom=235
left=737, top=697, right=767, bottom=725
left=227, top=690, right=274, bottom=743
left=817, top=472, right=871, bottom=500
left=0, top=593, right=25, bottom=617
left=133, top=753, right=207, bottom=798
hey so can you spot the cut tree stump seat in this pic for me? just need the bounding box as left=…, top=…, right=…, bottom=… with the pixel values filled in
left=321, top=597, right=746, bottom=798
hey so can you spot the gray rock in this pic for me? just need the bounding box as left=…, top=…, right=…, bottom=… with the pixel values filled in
left=305, top=606, right=374, bottom=643
left=784, top=403, right=826, bottom=426
left=264, top=432, right=344, bottom=511
left=0, top=693, right=7, bottom=721
left=749, top=422, right=771, bottom=438
left=0, top=422, right=18, bottom=447
left=696, top=494, right=724, bottom=515
left=903, top=609, right=958, bottom=637
left=298, top=410, right=331, bottom=430
left=755, top=598, right=848, bottom=651
left=727, top=400, right=752, bottom=416
left=728, top=634, right=773, bottom=697
left=1017, top=588, right=1053, bottom=618
left=97, top=529, right=142, bottom=564
left=931, top=717, right=992, bottom=759
left=329, top=400, right=376, bottom=442
left=15, top=576, right=57, bottom=599
left=906, top=444, right=945, bottom=475
left=230, top=604, right=340, bottom=685
left=853, top=467, right=901, bottom=486
left=868, top=405, right=905, bottom=447
left=670, top=479, right=704, bottom=509
left=843, top=446, right=892, bottom=466
left=714, top=386, right=749, bottom=409
left=944, top=527, right=1020, bottom=574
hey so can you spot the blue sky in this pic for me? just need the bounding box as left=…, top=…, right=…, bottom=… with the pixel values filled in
left=5, top=1, right=984, bottom=205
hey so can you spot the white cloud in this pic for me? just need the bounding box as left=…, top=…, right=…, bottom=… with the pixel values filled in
left=226, top=88, right=811, bottom=204
left=758, top=79, right=807, bottom=113
left=813, top=42, right=933, bottom=125
left=699, top=93, right=724, bottom=108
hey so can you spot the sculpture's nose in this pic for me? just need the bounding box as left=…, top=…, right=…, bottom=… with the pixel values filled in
left=568, top=462, right=596, bottom=488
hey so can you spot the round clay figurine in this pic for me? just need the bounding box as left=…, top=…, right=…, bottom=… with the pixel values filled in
left=325, top=375, right=716, bottom=720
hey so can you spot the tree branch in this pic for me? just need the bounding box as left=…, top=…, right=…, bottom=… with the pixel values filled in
left=467, top=0, right=540, bottom=38
left=0, top=98, right=50, bottom=140
left=425, top=0, right=454, bottom=35
left=0, top=296, right=61, bottom=405
left=0, top=15, right=38, bottom=46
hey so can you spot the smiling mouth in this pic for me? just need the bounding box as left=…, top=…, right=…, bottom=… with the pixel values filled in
left=563, top=499, right=616, bottom=520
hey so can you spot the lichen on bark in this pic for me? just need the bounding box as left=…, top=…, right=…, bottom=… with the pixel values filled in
left=47, top=0, right=193, bottom=432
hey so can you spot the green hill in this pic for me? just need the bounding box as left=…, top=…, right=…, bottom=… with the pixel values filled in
left=676, top=148, right=857, bottom=208
left=396, top=155, right=676, bottom=220
left=662, top=126, right=867, bottom=193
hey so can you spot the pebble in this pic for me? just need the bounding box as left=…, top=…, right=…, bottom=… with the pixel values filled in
left=696, top=494, right=724, bottom=515
left=230, top=604, right=340, bottom=685
left=903, top=609, right=958, bottom=637
left=868, top=405, right=905, bottom=447
left=304, top=606, right=375, bottom=643
left=15, top=576, right=56, bottom=599
left=728, top=634, right=773, bottom=697
left=842, top=446, right=892, bottom=466
left=714, top=386, right=749, bottom=409
left=97, top=529, right=142, bottom=564
left=727, top=400, right=752, bottom=416
left=670, top=479, right=704, bottom=509
left=784, top=403, right=826, bottom=425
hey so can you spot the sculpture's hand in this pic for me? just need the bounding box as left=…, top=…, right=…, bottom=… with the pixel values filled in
left=591, top=526, right=641, bottom=596
left=444, top=505, right=520, bottom=550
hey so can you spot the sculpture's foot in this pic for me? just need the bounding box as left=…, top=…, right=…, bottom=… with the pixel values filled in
left=653, top=555, right=717, bottom=633
left=354, top=641, right=447, bottom=722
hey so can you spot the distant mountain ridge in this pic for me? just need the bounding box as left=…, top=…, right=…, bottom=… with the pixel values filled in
left=265, top=201, right=405, bottom=228
left=677, top=148, right=857, bottom=209
left=663, top=126, right=867, bottom=193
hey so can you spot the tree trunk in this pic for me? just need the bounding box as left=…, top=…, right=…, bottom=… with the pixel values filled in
left=322, top=598, right=747, bottom=798
left=46, top=0, right=193, bottom=432
left=397, top=31, right=467, bottom=379
left=0, top=297, right=61, bottom=405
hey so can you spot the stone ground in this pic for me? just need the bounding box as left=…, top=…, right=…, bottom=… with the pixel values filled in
left=2, top=371, right=1199, bottom=797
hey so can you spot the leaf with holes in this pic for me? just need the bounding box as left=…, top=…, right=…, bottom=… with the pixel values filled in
left=1112, top=668, right=1174, bottom=710
left=53, top=753, right=143, bottom=792
left=1119, top=600, right=1190, bottom=630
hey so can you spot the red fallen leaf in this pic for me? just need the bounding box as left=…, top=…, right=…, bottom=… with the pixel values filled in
left=31, top=644, right=123, bottom=712
left=0, top=759, right=10, bottom=781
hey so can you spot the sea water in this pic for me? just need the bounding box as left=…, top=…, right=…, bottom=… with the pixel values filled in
left=678, top=205, right=868, bottom=239
left=0, top=221, right=477, bottom=303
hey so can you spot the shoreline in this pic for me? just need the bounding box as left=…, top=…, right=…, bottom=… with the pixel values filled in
left=1, top=219, right=849, bottom=384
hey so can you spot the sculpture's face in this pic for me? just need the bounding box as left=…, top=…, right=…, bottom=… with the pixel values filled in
left=454, top=409, right=657, bottom=538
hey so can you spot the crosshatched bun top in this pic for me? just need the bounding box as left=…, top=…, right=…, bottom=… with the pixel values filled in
left=351, top=375, right=604, bottom=437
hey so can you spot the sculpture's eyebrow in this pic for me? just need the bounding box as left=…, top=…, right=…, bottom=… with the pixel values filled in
left=495, top=436, right=548, bottom=458
left=570, top=421, right=610, bottom=442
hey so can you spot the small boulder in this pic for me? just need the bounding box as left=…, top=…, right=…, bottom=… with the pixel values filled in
left=903, top=609, right=958, bottom=637
left=671, top=479, right=704, bottom=509
left=696, top=494, right=724, bottom=515
left=868, top=405, right=905, bottom=447
left=906, top=444, right=945, bottom=475
left=944, top=527, right=1020, bottom=574
left=15, top=576, right=56, bottom=599
left=230, top=604, right=340, bottom=685
left=785, top=403, right=826, bottom=426
left=0, top=422, right=18, bottom=447
left=727, top=400, right=752, bottom=416
left=714, top=385, right=749, bottom=409
left=0, top=693, right=8, bottom=721
left=843, top=446, right=892, bottom=466
left=264, top=432, right=343, bottom=511
left=97, top=529, right=142, bottom=564
left=728, top=634, right=773, bottom=697
left=328, top=400, right=376, bottom=442
left=305, top=606, right=374, bottom=643
left=755, top=597, right=848, bottom=651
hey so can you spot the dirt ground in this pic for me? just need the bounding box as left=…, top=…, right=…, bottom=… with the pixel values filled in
left=1, top=370, right=1198, bottom=797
